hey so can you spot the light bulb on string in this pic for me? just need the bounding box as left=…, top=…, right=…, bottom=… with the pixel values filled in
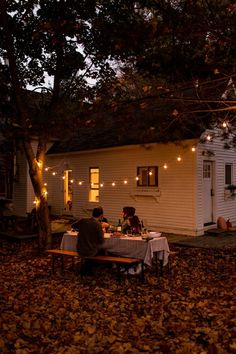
left=206, top=134, right=211, bottom=141
left=112, top=182, right=116, bottom=186
left=191, top=146, right=196, bottom=152
left=136, top=176, right=139, bottom=181
left=123, top=180, right=128, bottom=184
left=100, top=183, right=104, bottom=187
left=163, top=163, right=168, bottom=169
left=177, top=156, right=182, bottom=162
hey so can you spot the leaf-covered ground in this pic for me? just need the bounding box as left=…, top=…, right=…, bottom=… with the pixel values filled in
left=0, top=238, right=236, bottom=354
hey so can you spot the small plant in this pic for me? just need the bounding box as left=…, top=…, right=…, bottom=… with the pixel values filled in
left=226, top=184, right=236, bottom=192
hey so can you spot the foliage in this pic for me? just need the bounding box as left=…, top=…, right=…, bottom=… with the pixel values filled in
left=0, top=240, right=236, bottom=353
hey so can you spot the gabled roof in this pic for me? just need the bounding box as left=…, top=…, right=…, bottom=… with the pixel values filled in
left=47, top=113, right=205, bottom=155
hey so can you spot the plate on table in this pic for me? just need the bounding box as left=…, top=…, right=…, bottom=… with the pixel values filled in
left=148, top=232, right=161, bottom=238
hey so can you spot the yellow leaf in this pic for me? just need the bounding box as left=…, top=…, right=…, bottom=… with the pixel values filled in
left=87, top=326, right=96, bottom=334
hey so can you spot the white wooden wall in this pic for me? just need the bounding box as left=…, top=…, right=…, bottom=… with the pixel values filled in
left=46, top=140, right=199, bottom=235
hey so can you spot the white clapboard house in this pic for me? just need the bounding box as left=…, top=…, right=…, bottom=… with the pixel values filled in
left=12, top=124, right=236, bottom=236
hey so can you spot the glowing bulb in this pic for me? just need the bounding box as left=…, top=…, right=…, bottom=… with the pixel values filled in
left=136, top=176, right=139, bottom=181
left=149, top=171, right=153, bottom=175
left=164, top=163, right=168, bottom=169
left=112, top=182, right=116, bottom=186
left=222, top=121, right=227, bottom=128
left=44, top=183, right=47, bottom=186
left=177, top=156, right=182, bottom=162
left=45, top=167, right=49, bottom=171
left=36, top=160, right=42, bottom=168
left=100, top=183, right=104, bottom=187
left=206, top=134, right=211, bottom=141
left=70, top=179, right=74, bottom=183
left=78, top=181, right=83, bottom=185
left=191, top=146, right=196, bottom=152
left=62, top=176, right=65, bottom=179
left=52, top=172, right=56, bottom=176
left=124, top=180, right=128, bottom=184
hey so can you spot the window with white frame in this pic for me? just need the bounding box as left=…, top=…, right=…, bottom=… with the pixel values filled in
left=137, top=166, right=158, bottom=187
left=225, top=163, right=232, bottom=185
left=89, top=167, right=99, bottom=202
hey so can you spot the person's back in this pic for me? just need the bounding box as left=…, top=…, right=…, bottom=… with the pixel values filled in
left=76, top=217, right=104, bottom=257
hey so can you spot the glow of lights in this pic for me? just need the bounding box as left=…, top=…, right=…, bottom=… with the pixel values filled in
left=100, top=183, right=104, bottom=187
left=222, top=121, right=227, bottom=128
left=124, top=180, right=128, bottom=184
left=206, top=134, right=211, bottom=141
left=112, top=182, right=116, bottom=186
left=52, top=172, right=56, bottom=176
left=164, top=163, right=168, bottom=169
left=136, top=176, right=139, bottom=181
left=62, top=176, right=65, bottom=179
left=191, top=146, right=196, bottom=152
left=44, top=183, right=47, bottom=186
left=78, top=181, right=83, bottom=185
left=36, top=160, right=42, bottom=168
left=177, top=156, right=182, bottom=162
left=70, top=179, right=74, bottom=183
left=149, top=171, right=153, bottom=175
left=45, top=167, right=49, bottom=171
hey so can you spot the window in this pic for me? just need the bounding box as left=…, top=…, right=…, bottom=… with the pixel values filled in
left=63, top=170, right=73, bottom=210
left=225, top=164, right=232, bottom=185
left=137, top=166, right=158, bottom=187
left=203, top=163, right=211, bottom=179
left=89, top=167, right=99, bottom=202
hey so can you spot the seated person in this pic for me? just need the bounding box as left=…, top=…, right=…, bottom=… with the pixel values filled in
left=127, top=215, right=141, bottom=235
left=113, top=207, right=141, bottom=236
left=76, top=207, right=105, bottom=275
left=121, top=206, right=136, bottom=234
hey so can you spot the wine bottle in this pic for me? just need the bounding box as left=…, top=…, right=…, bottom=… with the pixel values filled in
left=117, top=219, right=122, bottom=232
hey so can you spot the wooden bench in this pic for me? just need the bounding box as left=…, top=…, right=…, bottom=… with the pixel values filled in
left=84, top=255, right=144, bottom=283
left=46, top=249, right=144, bottom=282
left=47, top=249, right=80, bottom=275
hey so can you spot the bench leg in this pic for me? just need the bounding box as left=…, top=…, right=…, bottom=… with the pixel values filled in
left=140, top=261, right=145, bottom=283
left=51, top=255, right=55, bottom=274
left=117, top=264, right=121, bottom=282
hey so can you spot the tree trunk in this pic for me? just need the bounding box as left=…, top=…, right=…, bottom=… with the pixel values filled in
left=24, top=140, right=52, bottom=251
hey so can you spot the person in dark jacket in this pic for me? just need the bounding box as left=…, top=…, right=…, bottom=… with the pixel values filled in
left=76, top=207, right=105, bottom=275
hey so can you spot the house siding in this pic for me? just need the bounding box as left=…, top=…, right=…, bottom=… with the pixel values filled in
left=46, top=140, right=199, bottom=235
left=196, top=130, right=236, bottom=231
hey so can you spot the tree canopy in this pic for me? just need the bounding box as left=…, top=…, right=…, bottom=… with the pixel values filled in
left=1, top=0, right=236, bottom=248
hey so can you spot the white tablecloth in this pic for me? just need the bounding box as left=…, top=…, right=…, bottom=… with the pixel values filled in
left=60, top=232, right=170, bottom=266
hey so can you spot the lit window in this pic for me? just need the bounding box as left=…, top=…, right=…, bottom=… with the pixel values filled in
left=89, top=167, right=99, bottom=202
left=137, top=166, right=158, bottom=187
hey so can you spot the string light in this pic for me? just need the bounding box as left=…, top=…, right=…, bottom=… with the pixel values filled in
left=222, top=121, right=228, bottom=128
left=44, top=183, right=47, bottom=186
left=43, top=144, right=200, bottom=190
left=206, top=134, right=211, bottom=141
